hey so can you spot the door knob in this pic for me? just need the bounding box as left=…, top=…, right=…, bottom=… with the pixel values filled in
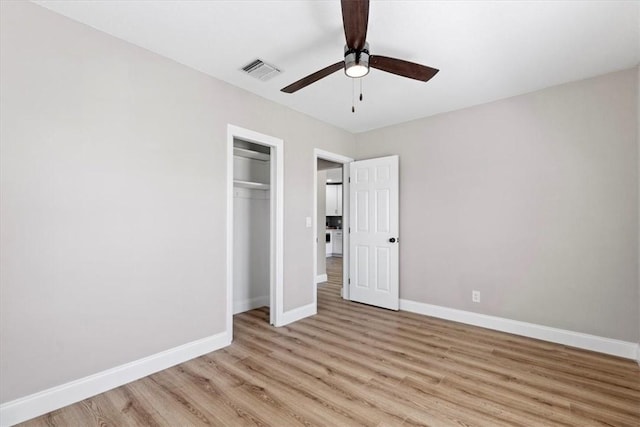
left=389, top=238, right=396, bottom=243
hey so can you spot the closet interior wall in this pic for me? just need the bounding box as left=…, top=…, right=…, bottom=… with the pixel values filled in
left=233, top=138, right=270, bottom=314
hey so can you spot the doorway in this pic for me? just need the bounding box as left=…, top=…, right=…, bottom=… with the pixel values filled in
left=313, top=149, right=353, bottom=311
left=318, top=161, right=343, bottom=295
left=226, top=125, right=284, bottom=336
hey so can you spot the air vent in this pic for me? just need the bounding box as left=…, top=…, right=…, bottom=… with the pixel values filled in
left=241, top=59, right=281, bottom=81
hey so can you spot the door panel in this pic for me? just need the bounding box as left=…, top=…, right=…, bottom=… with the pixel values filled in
left=355, top=245, right=369, bottom=287
left=376, top=189, right=390, bottom=232
left=355, top=190, right=369, bottom=231
left=349, top=155, right=399, bottom=310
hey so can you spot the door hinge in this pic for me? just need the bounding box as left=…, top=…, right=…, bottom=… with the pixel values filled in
left=348, top=278, right=350, bottom=284
left=349, top=227, right=351, bottom=233
left=348, top=177, right=351, bottom=183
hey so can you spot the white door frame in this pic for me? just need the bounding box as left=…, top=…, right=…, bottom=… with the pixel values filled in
left=313, top=149, right=354, bottom=306
left=227, top=124, right=284, bottom=335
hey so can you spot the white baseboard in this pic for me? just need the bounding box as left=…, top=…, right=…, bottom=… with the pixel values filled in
left=399, top=299, right=638, bottom=360
left=0, top=331, right=231, bottom=427
left=277, top=302, right=316, bottom=327
left=316, top=274, right=328, bottom=283
left=233, top=295, right=269, bottom=314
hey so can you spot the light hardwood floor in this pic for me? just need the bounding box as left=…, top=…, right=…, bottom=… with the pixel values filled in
left=320, top=255, right=343, bottom=288
left=21, top=257, right=640, bottom=426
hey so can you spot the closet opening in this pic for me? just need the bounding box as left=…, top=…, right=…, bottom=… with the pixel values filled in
left=226, top=125, right=283, bottom=334
left=232, top=139, right=271, bottom=317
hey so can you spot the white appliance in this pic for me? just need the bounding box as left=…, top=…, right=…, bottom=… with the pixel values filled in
left=325, top=232, right=331, bottom=256
left=326, top=229, right=343, bottom=257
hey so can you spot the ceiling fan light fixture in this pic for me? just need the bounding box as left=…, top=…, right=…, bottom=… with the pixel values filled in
left=344, top=43, right=370, bottom=78
left=345, top=63, right=369, bottom=78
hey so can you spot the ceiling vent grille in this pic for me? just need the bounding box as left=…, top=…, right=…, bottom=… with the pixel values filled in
left=241, top=59, right=281, bottom=82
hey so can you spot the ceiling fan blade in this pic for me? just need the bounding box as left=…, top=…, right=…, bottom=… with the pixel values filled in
left=281, top=61, right=344, bottom=93
left=341, top=0, right=369, bottom=50
left=370, top=55, right=439, bottom=82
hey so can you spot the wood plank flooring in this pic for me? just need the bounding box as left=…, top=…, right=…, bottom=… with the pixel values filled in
left=321, top=255, right=343, bottom=288
left=21, top=257, right=640, bottom=426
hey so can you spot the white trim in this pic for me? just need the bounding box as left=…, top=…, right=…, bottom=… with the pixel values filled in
left=233, top=296, right=270, bottom=315
left=400, top=299, right=638, bottom=360
left=279, top=303, right=317, bottom=326
left=0, top=332, right=231, bottom=427
left=313, top=149, right=354, bottom=312
left=341, top=165, right=350, bottom=300
left=316, top=274, right=328, bottom=283
left=636, top=344, right=640, bottom=367
left=314, top=149, right=354, bottom=165
left=226, top=128, right=234, bottom=339
left=227, top=125, right=284, bottom=328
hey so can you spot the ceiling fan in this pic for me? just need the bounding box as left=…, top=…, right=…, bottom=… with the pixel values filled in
left=281, top=0, right=439, bottom=94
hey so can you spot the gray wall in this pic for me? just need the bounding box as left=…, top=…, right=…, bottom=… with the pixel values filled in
left=0, top=1, right=355, bottom=403
left=356, top=68, right=639, bottom=343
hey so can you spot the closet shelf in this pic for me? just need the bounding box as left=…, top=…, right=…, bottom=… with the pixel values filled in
left=233, top=147, right=270, bottom=161
left=234, top=180, right=270, bottom=190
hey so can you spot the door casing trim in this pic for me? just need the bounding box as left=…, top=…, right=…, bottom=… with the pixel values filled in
left=227, top=124, right=284, bottom=328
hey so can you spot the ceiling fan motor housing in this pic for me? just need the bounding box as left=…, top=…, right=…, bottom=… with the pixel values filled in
left=344, top=42, right=370, bottom=78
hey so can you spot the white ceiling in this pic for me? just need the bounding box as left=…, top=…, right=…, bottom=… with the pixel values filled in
left=35, top=1, right=639, bottom=133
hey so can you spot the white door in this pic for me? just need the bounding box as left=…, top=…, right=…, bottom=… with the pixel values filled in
left=349, top=155, right=399, bottom=310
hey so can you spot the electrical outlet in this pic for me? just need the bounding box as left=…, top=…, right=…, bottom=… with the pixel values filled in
left=472, top=290, right=481, bottom=303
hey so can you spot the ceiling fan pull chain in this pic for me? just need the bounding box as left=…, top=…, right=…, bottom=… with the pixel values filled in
left=352, top=78, right=355, bottom=113
left=360, top=78, right=363, bottom=101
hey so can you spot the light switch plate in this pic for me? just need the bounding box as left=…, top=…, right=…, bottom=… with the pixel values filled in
left=305, top=217, right=312, bottom=228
